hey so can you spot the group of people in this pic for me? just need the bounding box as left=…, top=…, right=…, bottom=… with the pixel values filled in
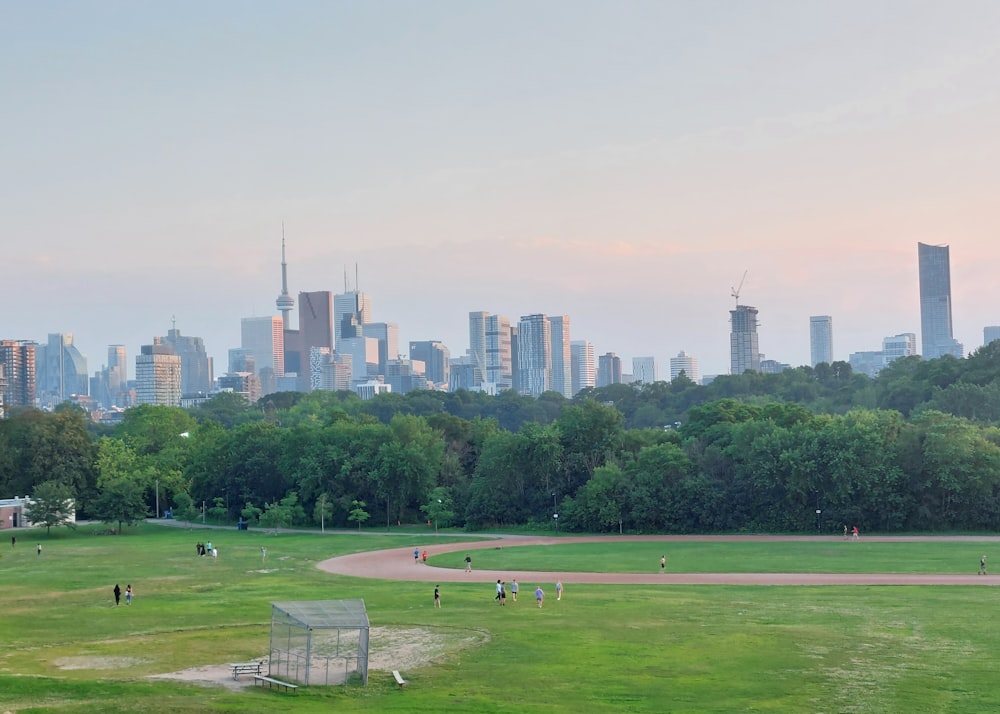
left=112, top=583, right=134, bottom=606
left=196, top=541, right=217, bottom=559
left=843, top=525, right=861, bottom=540
left=413, top=548, right=428, bottom=564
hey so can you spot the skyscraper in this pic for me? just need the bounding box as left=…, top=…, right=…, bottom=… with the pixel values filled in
left=809, top=316, right=834, bottom=367
left=468, top=311, right=489, bottom=387
left=485, top=315, right=513, bottom=390
left=984, top=326, right=1000, bottom=347
left=918, top=242, right=963, bottom=359
left=135, top=342, right=182, bottom=407
left=632, top=356, right=657, bottom=384
left=549, top=315, right=572, bottom=398
left=570, top=340, right=595, bottom=395
left=363, top=322, right=399, bottom=374
left=36, top=333, right=89, bottom=406
left=409, top=340, right=451, bottom=386
left=334, top=289, right=370, bottom=351
left=0, top=340, right=37, bottom=411
left=730, top=305, right=760, bottom=374
left=517, top=314, right=552, bottom=397
left=669, top=351, right=700, bottom=384
left=241, top=316, right=285, bottom=394
left=597, top=352, right=622, bottom=387
left=160, top=322, right=213, bottom=395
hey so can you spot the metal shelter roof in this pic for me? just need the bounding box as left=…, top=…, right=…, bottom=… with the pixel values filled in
left=270, top=599, right=370, bottom=629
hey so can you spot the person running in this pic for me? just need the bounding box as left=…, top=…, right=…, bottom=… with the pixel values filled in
left=556, top=581, right=563, bottom=601
left=434, top=585, right=441, bottom=608
left=125, top=584, right=133, bottom=605
left=535, top=585, right=544, bottom=608
left=980, top=555, right=988, bottom=575
left=465, top=554, right=472, bottom=572
left=414, top=548, right=420, bottom=564
left=113, top=584, right=121, bottom=606
left=510, top=579, right=519, bottom=601
left=852, top=526, right=860, bottom=540
left=422, top=550, right=428, bottom=564
left=660, top=555, right=666, bottom=573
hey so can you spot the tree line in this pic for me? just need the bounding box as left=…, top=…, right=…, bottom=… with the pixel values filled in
left=4, top=341, right=1000, bottom=534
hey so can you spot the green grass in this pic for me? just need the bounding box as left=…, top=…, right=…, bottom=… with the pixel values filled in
left=430, top=540, right=996, bottom=574
left=2, top=524, right=1000, bottom=713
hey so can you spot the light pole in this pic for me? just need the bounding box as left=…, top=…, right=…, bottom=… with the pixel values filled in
left=155, top=478, right=159, bottom=520
left=202, top=500, right=206, bottom=524
left=435, top=499, right=442, bottom=534
left=815, top=509, right=822, bottom=533
left=553, top=513, right=559, bottom=532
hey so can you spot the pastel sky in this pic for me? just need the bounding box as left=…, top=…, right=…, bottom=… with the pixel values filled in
left=4, top=2, right=1000, bottom=380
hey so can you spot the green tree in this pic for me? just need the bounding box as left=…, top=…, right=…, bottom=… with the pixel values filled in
left=314, top=493, right=333, bottom=532
left=172, top=491, right=201, bottom=523
left=420, top=487, right=455, bottom=533
left=92, top=480, right=148, bottom=533
left=348, top=499, right=369, bottom=530
left=28, top=481, right=77, bottom=535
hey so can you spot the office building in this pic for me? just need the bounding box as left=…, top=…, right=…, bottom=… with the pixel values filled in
left=730, top=304, right=761, bottom=374
left=409, top=340, right=450, bottom=386
left=340, top=335, right=379, bottom=384
left=918, top=242, right=963, bottom=359
left=809, top=316, right=834, bottom=367
left=597, top=352, right=623, bottom=387
left=334, top=289, right=370, bottom=351
left=135, top=342, right=182, bottom=407
left=984, top=326, right=1000, bottom=347
left=883, top=333, right=917, bottom=365
left=241, top=316, right=284, bottom=395
left=632, top=356, right=657, bottom=384
left=570, top=340, right=595, bottom=395
left=217, top=372, right=261, bottom=404
left=36, top=333, right=89, bottom=407
left=363, top=322, right=399, bottom=374
left=669, top=351, right=700, bottom=384
left=159, top=323, right=213, bottom=395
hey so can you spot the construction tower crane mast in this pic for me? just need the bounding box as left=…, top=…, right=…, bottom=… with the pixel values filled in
left=731, top=270, right=748, bottom=306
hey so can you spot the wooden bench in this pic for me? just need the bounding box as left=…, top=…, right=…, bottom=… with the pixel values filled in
left=228, top=661, right=262, bottom=680
left=392, top=670, right=408, bottom=688
left=252, top=674, right=298, bottom=692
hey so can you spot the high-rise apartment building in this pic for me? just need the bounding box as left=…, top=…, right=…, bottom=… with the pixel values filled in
left=549, top=315, right=572, bottom=398
left=517, top=314, right=552, bottom=397
left=485, top=315, right=513, bottom=391
left=669, top=351, right=700, bottom=383
left=809, top=316, right=834, bottom=367
left=570, top=340, right=595, bottom=395
left=883, top=333, right=917, bottom=365
left=0, top=340, right=37, bottom=412
left=597, top=352, right=622, bottom=387
left=135, top=342, right=182, bottom=407
left=409, top=340, right=451, bottom=386
left=632, top=356, right=657, bottom=384
left=730, top=305, right=761, bottom=374
left=468, top=311, right=489, bottom=387
left=918, top=242, right=963, bottom=359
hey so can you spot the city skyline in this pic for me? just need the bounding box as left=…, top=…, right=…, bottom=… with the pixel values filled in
left=4, top=3, right=1000, bottom=379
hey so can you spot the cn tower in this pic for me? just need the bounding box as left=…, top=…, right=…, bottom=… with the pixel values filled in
left=275, top=223, right=295, bottom=329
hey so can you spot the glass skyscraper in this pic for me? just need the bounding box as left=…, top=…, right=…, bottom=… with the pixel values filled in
left=918, top=243, right=963, bottom=359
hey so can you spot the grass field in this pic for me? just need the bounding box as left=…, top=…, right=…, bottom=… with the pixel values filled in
left=2, top=524, right=999, bottom=713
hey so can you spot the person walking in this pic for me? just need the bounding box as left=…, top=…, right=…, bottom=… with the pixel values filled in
left=843, top=524, right=849, bottom=540
left=36, top=543, right=42, bottom=556
left=10, top=536, right=14, bottom=548
left=125, top=584, right=133, bottom=606
left=556, top=581, right=563, bottom=601
left=660, top=555, right=666, bottom=573
left=510, top=579, right=519, bottom=601
left=500, top=581, right=507, bottom=606
left=261, top=546, right=267, bottom=562
left=495, top=579, right=503, bottom=604
left=535, top=585, right=544, bottom=608
left=465, top=554, right=472, bottom=572
left=113, top=584, right=121, bottom=606
left=980, top=555, right=987, bottom=575
left=434, top=585, right=441, bottom=608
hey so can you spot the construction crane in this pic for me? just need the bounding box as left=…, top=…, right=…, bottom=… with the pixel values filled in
left=731, top=270, right=748, bottom=306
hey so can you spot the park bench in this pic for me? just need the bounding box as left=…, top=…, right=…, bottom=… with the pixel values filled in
left=228, top=661, right=262, bottom=680
left=392, top=670, right=408, bottom=688
left=252, top=674, right=298, bottom=692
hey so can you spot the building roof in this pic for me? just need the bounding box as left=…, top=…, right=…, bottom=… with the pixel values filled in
left=270, top=599, right=369, bottom=629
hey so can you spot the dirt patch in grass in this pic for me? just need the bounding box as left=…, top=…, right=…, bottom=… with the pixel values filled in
left=144, top=625, right=487, bottom=690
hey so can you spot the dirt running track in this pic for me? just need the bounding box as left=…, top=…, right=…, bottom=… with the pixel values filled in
left=317, top=534, right=1000, bottom=586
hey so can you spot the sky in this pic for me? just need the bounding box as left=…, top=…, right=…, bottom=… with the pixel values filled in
left=3, top=2, right=1000, bottom=381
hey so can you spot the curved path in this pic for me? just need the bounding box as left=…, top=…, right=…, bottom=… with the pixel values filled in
left=317, top=534, right=1000, bottom=586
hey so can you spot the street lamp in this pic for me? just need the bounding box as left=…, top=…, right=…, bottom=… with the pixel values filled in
left=553, top=513, right=559, bottom=532
left=435, top=499, right=442, bottom=534
left=815, top=509, right=822, bottom=533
